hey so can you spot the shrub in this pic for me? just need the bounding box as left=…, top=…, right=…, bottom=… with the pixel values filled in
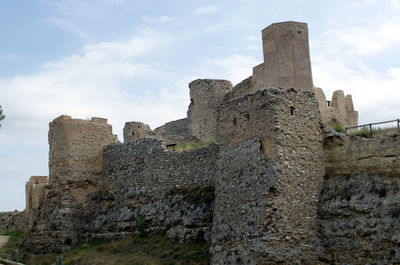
left=136, top=215, right=147, bottom=238
left=333, top=124, right=345, bottom=134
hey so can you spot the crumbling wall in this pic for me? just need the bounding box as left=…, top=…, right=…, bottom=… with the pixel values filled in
left=314, top=87, right=358, bottom=128
left=212, top=87, right=325, bottom=264
left=316, top=132, right=400, bottom=264
left=318, top=173, right=400, bottom=264
left=103, top=138, right=218, bottom=193
left=123, top=121, right=154, bottom=143
left=153, top=118, right=197, bottom=146
left=48, top=115, right=118, bottom=201
left=187, top=79, right=232, bottom=141
left=252, top=21, right=313, bottom=91
left=324, top=135, right=400, bottom=177
left=0, top=211, right=25, bottom=231
left=25, top=176, right=48, bottom=224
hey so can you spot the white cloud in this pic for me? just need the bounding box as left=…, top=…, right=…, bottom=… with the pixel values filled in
left=193, top=5, right=219, bottom=15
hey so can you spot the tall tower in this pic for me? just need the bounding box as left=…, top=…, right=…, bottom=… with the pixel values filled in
left=252, top=21, right=313, bottom=91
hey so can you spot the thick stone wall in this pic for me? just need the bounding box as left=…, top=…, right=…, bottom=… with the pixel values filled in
left=23, top=138, right=218, bottom=253
left=103, top=138, right=218, bottom=193
left=212, top=88, right=325, bottom=264
left=0, top=211, right=24, bottom=231
left=48, top=115, right=118, bottom=201
left=154, top=118, right=197, bottom=146
left=187, top=79, right=232, bottom=141
left=252, top=21, right=313, bottom=91
left=318, top=173, right=400, bottom=264
left=324, top=135, right=400, bottom=177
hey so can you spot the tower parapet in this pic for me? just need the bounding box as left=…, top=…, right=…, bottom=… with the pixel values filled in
left=252, top=21, right=314, bottom=91
left=48, top=115, right=118, bottom=203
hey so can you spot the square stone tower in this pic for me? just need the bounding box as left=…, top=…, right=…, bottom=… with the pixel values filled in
left=252, top=21, right=313, bottom=91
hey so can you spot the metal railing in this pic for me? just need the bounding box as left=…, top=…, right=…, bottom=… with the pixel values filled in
left=345, top=119, right=400, bottom=136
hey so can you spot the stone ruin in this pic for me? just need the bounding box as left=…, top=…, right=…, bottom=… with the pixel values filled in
left=4, top=21, right=399, bottom=264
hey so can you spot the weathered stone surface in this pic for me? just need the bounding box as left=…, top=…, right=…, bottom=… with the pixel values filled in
left=252, top=21, right=313, bottom=91
left=324, top=135, right=400, bottom=178
left=318, top=173, right=400, bottom=264
left=103, top=138, right=218, bottom=193
left=0, top=211, right=24, bottom=231
left=154, top=118, right=198, bottom=146
left=314, top=87, right=358, bottom=128
left=123, top=121, right=154, bottom=143
left=25, top=176, right=48, bottom=223
left=187, top=79, right=232, bottom=141
left=48, top=115, right=118, bottom=193
left=212, top=87, right=325, bottom=264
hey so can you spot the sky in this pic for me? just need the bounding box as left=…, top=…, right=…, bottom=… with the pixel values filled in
left=1, top=0, right=400, bottom=211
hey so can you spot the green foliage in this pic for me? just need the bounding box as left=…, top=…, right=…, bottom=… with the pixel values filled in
left=0, top=105, right=5, bottom=128
left=15, top=231, right=211, bottom=265
left=351, top=126, right=372, bottom=138
left=0, top=230, right=26, bottom=260
left=169, top=141, right=214, bottom=152
left=136, top=215, right=147, bottom=238
left=333, top=124, right=345, bottom=134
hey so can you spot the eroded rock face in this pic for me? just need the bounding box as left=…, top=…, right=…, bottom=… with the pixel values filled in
left=0, top=211, right=24, bottom=231
left=318, top=173, right=400, bottom=264
left=324, top=135, right=400, bottom=178
left=23, top=138, right=217, bottom=253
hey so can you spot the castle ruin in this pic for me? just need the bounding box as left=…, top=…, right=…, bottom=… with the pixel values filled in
left=4, top=21, right=399, bottom=264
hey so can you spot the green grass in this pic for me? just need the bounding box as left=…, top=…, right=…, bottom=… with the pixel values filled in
left=168, top=141, right=214, bottom=152
left=0, top=229, right=26, bottom=261
left=350, top=126, right=399, bottom=138
left=1, top=231, right=211, bottom=265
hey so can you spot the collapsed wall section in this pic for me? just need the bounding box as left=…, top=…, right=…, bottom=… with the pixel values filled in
left=212, top=88, right=325, bottom=264
left=314, top=87, right=358, bottom=128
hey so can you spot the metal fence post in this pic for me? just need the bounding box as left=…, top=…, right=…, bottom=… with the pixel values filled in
left=369, top=124, right=372, bottom=136
left=12, top=250, right=18, bottom=262
left=397, top=119, right=400, bottom=133
left=56, top=256, right=63, bottom=265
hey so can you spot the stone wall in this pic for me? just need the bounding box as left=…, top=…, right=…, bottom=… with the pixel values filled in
left=252, top=21, right=313, bottom=91
left=153, top=118, right=197, bottom=146
left=187, top=79, right=232, bottom=141
left=318, top=174, right=400, bottom=264
left=25, top=176, right=48, bottom=219
left=314, top=87, right=358, bottom=128
left=324, top=134, right=400, bottom=177
left=103, top=138, right=218, bottom=193
left=123, top=121, right=154, bottom=143
left=0, top=211, right=25, bottom=231
left=212, top=87, right=325, bottom=264
left=48, top=115, right=118, bottom=201
left=23, top=138, right=218, bottom=253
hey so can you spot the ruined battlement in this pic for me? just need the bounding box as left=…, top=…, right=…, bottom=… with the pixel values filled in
left=314, top=87, right=358, bottom=128
left=48, top=115, right=118, bottom=201
left=17, top=21, right=400, bottom=264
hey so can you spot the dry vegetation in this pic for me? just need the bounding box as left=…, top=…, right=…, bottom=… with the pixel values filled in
left=0, top=230, right=210, bottom=265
